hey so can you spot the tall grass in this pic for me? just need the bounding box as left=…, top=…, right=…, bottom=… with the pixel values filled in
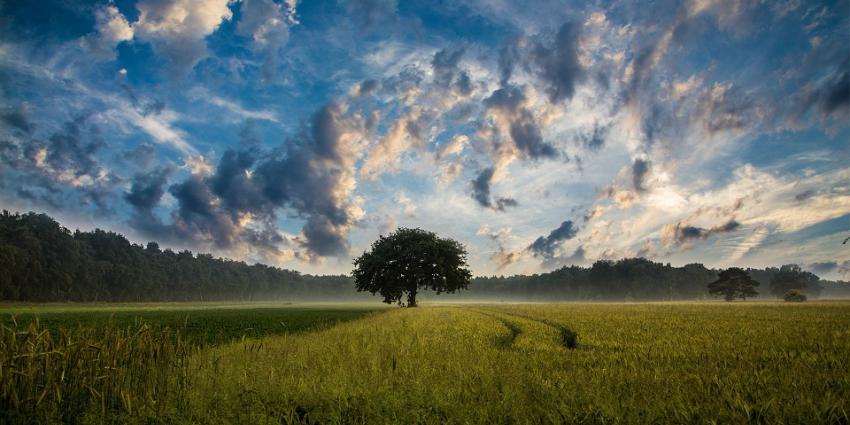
left=187, top=303, right=850, bottom=424
left=0, top=318, right=192, bottom=424
left=2, top=303, right=849, bottom=423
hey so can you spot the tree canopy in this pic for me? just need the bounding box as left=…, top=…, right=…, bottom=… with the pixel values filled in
left=708, top=268, right=760, bottom=301
left=352, top=228, right=471, bottom=306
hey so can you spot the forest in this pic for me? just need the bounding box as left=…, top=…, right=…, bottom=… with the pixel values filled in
left=1, top=211, right=847, bottom=302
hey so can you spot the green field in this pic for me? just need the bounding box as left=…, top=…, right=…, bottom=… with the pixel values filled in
left=1, top=302, right=383, bottom=345
left=2, top=302, right=849, bottom=424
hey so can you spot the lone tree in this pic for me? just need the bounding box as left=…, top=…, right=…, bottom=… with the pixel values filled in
left=352, top=228, right=472, bottom=307
left=708, top=267, right=760, bottom=301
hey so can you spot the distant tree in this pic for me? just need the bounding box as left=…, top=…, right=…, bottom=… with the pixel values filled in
left=352, top=228, right=472, bottom=307
left=770, top=264, right=821, bottom=298
left=783, top=289, right=807, bottom=302
left=708, top=267, right=760, bottom=301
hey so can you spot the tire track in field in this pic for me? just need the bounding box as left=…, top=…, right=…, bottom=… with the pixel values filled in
left=469, top=309, right=523, bottom=349
left=479, top=309, right=578, bottom=349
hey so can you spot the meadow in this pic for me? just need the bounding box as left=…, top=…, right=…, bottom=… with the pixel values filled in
left=2, top=302, right=849, bottom=424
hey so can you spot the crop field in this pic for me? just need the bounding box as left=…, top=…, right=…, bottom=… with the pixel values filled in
left=2, top=302, right=849, bottom=424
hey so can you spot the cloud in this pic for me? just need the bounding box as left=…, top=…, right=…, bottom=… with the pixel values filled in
left=662, top=219, right=741, bottom=247
left=138, top=101, right=365, bottom=258
left=1, top=104, right=34, bottom=134
left=360, top=108, right=423, bottom=180
left=483, top=85, right=556, bottom=160
left=125, top=166, right=173, bottom=210
left=236, top=0, right=299, bottom=80
left=528, top=220, right=578, bottom=259
left=530, top=21, right=584, bottom=103
left=132, top=0, right=234, bottom=73
left=807, top=261, right=838, bottom=275
left=81, top=5, right=134, bottom=60
left=470, top=167, right=518, bottom=212
left=632, top=158, right=650, bottom=192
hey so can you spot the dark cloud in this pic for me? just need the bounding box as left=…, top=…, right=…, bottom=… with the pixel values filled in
left=37, top=116, right=104, bottom=178
left=432, top=48, right=464, bottom=83
left=795, top=189, right=816, bottom=202
left=664, top=219, right=741, bottom=246
left=471, top=167, right=495, bottom=208
left=807, top=261, right=838, bottom=275
left=470, top=167, right=518, bottom=212
left=483, top=85, right=557, bottom=159
left=497, top=39, right=521, bottom=85
left=632, top=159, right=650, bottom=192
left=141, top=101, right=360, bottom=258
left=169, top=175, right=240, bottom=248
left=695, top=84, right=756, bottom=135
left=528, top=220, right=578, bottom=259
left=122, top=143, right=157, bottom=169
left=210, top=148, right=266, bottom=215
left=356, top=79, right=379, bottom=97
left=1, top=104, right=33, bottom=134
left=576, top=123, right=608, bottom=151
left=531, top=21, right=584, bottom=103
left=818, top=68, right=849, bottom=115
left=125, top=167, right=172, bottom=211
left=494, top=197, right=518, bottom=211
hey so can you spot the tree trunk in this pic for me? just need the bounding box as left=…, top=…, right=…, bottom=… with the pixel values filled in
left=407, top=289, right=417, bottom=307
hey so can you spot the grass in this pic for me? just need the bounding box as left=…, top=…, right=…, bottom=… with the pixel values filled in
left=2, top=301, right=849, bottom=423
left=1, top=302, right=382, bottom=345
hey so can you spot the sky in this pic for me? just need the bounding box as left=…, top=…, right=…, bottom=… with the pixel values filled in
left=0, top=0, right=848, bottom=279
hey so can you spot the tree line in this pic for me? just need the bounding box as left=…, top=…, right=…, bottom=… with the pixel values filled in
left=459, top=259, right=849, bottom=301
left=0, top=211, right=847, bottom=302
left=0, top=211, right=358, bottom=302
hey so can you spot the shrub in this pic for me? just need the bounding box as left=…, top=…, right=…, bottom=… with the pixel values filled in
left=783, top=289, right=807, bottom=302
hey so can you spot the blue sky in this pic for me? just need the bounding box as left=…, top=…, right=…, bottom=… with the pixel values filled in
left=1, top=0, right=848, bottom=278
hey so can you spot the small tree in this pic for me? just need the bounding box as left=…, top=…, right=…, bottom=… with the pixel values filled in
left=352, top=228, right=472, bottom=307
left=783, top=289, right=807, bottom=302
left=708, top=267, right=760, bottom=301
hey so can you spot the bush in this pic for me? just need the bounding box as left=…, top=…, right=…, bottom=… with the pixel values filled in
left=783, top=289, right=807, bottom=302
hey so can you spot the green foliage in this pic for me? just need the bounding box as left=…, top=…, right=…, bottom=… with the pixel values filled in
left=783, top=289, right=807, bottom=302
left=708, top=267, right=760, bottom=301
left=352, top=228, right=472, bottom=306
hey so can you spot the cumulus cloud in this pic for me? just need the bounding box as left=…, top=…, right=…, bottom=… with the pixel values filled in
left=81, top=5, right=134, bottom=60
left=125, top=166, right=173, bottom=210
left=236, top=0, right=299, bottom=80
left=482, top=85, right=556, bottom=160
left=0, top=116, right=118, bottom=211
left=132, top=0, right=234, bottom=73
left=132, top=101, right=365, bottom=258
